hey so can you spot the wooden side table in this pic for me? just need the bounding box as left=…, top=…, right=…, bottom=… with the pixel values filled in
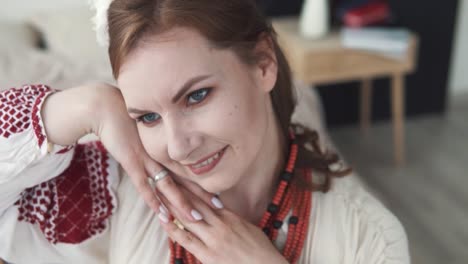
left=272, top=17, right=418, bottom=166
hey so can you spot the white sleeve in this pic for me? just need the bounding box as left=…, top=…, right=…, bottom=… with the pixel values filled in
left=0, top=84, right=119, bottom=264
left=0, top=84, right=76, bottom=215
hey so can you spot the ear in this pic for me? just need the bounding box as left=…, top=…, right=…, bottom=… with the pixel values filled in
left=253, top=34, right=278, bottom=93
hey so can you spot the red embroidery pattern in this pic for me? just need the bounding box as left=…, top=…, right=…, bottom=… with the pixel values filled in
left=0, top=84, right=54, bottom=147
left=57, top=145, right=75, bottom=154
left=16, top=142, right=115, bottom=244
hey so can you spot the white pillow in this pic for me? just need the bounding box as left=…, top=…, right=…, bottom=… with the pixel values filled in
left=0, top=22, right=40, bottom=52
left=29, top=7, right=109, bottom=67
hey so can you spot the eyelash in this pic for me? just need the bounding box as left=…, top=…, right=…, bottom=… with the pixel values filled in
left=136, top=87, right=212, bottom=124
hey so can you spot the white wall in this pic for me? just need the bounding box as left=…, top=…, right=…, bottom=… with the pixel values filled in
left=0, top=0, right=87, bottom=21
left=450, top=0, right=468, bottom=95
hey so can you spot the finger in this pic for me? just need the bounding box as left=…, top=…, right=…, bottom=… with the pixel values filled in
left=158, top=213, right=209, bottom=261
left=157, top=187, right=223, bottom=237
left=157, top=189, right=214, bottom=243
left=176, top=179, right=224, bottom=210
left=147, top=164, right=202, bottom=222
left=161, top=188, right=246, bottom=252
left=179, top=187, right=224, bottom=226
left=134, top=173, right=162, bottom=213
left=122, top=160, right=161, bottom=213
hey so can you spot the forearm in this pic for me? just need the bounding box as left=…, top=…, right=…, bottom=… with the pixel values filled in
left=41, top=86, right=98, bottom=146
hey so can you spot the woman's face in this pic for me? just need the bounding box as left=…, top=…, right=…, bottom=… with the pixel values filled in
left=118, top=27, right=278, bottom=193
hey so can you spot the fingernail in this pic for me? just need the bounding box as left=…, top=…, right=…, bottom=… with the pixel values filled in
left=159, top=205, right=169, bottom=215
left=211, top=197, right=224, bottom=209
left=191, top=209, right=203, bottom=221
left=158, top=212, right=169, bottom=223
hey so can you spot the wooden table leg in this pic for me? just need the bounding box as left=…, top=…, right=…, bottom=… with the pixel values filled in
left=360, top=79, right=373, bottom=133
left=392, top=74, right=405, bottom=166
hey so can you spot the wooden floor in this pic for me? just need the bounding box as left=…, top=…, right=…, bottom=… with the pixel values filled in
left=328, top=93, right=468, bottom=264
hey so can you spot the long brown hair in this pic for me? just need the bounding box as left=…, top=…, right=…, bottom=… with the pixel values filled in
left=107, top=0, right=350, bottom=192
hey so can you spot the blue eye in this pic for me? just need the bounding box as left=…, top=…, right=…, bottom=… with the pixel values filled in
left=137, top=113, right=161, bottom=124
left=187, top=88, right=211, bottom=105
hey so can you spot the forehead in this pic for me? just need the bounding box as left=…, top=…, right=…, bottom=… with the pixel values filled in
left=117, top=28, right=228, bottom=100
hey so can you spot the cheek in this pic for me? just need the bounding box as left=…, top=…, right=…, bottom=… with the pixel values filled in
left=138, top=128, right=169, bottom=163
left=210, top=89, right=269, bottom=162
left=202, top=88, right=267, bottom=140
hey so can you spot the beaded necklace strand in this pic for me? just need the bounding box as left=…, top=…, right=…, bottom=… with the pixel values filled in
left=169, top=132, right=312, bottom=264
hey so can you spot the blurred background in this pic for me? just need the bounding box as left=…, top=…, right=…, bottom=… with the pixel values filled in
left=0, top=0, right=467, bottom=263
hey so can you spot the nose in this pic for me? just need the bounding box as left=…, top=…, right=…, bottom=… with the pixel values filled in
left=165, top=115, right=200, bottom=162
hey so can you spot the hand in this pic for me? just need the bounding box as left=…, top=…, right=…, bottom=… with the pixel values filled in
left=88, top=83, right=217, bottom=221
left=42, top=83, right=219, bottom=221
left=158, top=183, right=289, bottom=264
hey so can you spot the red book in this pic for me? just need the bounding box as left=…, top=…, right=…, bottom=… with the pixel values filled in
left=344, top=2, right=391, bottom=27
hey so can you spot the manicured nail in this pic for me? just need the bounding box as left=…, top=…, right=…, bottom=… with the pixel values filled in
left=159, top=205, right=169, bottom=215
left=329, top=162, right=342, bottom=172
left=211, top=197, right=224, bottom=209
left=158, top=212, right=169, bottom=223
left=191, top=209, right=203, bottom=221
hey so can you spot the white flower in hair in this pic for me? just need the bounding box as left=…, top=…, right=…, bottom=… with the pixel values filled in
left=88, top=0, right=113, bottom=47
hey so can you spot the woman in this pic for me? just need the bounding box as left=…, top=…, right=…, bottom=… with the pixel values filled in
left=0, top=0, right=409, bottom=263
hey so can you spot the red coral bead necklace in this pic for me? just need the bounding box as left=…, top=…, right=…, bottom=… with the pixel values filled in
left=169, top=131, right=312, bottom=264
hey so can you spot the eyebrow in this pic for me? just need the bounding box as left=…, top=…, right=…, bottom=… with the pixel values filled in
left=171, top=74, right=212, bottom=103
left=127, top=74, right=212, bottom=115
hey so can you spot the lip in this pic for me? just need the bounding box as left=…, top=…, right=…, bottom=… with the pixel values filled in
left=188, top=147, right=227, bottom=175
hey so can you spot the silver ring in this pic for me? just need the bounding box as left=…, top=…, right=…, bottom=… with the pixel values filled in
left=152, top=169, right=169, bottom=183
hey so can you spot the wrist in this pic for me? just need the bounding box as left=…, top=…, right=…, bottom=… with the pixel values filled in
left=86, top=83, right=124, bottom=136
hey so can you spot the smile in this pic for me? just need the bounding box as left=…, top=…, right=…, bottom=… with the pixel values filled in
left=188, top=147, right=227, bottom=175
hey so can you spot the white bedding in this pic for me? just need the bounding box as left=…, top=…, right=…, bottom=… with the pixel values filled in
left=0, top=48, right=114, bottom=91
left=0, top=5, right=112, bottom=91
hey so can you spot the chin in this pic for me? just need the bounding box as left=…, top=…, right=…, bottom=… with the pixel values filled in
left=200, top=182, right=227, bottom=194
left=199, top=178, right=235, bottom=194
